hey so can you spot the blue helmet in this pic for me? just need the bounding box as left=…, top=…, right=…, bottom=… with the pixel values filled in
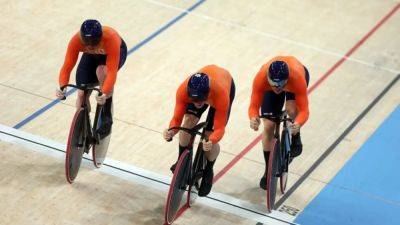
left=80, top=19, right=102, bottom=46
left=187, top=73, right=210, bottom=101
left=267, top=61, right=289, bottom=89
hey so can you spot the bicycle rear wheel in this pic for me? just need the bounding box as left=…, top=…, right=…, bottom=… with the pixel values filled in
left=92, top=104, right=112, bottom=168
left=266, top=139, right=280, bottom=212
left=165, top=150, right=191, bottom=224
left=65, top=108, right=86, bottom=183
left=188, top=143, right=206, bottom=206
left=192, top=143, right=206, bottom=191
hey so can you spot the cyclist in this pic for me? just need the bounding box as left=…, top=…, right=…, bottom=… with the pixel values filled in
left=248, top=56, right=310, bottom=190
left=56, top=19, right=127, bottom=136
left=163, top=65, right=235, bottom=197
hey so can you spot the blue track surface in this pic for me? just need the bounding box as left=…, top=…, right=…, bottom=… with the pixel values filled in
left=296, top=106, right=400, bottom=225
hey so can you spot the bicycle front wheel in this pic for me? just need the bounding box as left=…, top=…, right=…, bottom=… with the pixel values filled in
left=266, top=138, right=280, bottom=212
left=92, top=104, right=112, bottom=168
left=65, top=108, right=86, bottom=183
left=164, top=150, right=191, bottom=224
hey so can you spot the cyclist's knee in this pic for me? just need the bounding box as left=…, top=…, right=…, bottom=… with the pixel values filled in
left=285, top=100, right=297, bottom=119
left=96, top=65, right=107, bottom=84
left=178, top=115, right=198, bottom=146
left=182, top=114, right=199, bottom=128
left=77, top=90, right=85, bottom=98
left=75, top=90, right=85, bottom=109
left=262, top=119, right=275, bottom=137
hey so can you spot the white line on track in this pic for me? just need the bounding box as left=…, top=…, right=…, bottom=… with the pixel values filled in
left=0, top=123, right=297, bottom=225
left=142, top=0, right=399, bottom=74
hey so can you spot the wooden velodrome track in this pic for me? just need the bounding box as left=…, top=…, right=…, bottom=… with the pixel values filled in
left=0, top=0, right=399, bottom=224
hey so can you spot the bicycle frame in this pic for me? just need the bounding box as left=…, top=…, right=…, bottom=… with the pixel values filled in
left=62, top=84, right=103, bottom=149
left=169, top=122, right=208, bottom=184
left=164, top=122, right=208, bottom=224
left=278, top=112, right=292, bottom=160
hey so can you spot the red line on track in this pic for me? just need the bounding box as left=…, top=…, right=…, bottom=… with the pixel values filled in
left=173, top=2, right=400, bottom=222
left=213, top=133, right=263, bottom=182
left=213, top=2, right=400, bottom=184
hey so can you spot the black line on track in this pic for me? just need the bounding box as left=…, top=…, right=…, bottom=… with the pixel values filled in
left=0, top=130, right=295, bottom=224
left=275, top=74, right=399, bottom=210
left=2, top=75, right=398, bottom=225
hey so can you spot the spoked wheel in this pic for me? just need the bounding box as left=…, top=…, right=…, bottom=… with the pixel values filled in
left=165, top=150, right=191, bottom=225
left=189, top=145, right=206, bottom=206
left=92, top=104, right=112, bottom=168
left=65, top=109, right=87, bottom=183
left=266, top=139, right=280, bottom=212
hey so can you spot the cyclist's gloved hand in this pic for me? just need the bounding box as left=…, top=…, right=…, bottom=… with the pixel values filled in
left=290, top=123, right=300, bottom=135
left=96, top=93, right=107, bottom=105
left=250, top=117, right=261, bottom=131
left=163, top=129, right=175, bottom=142
left=202, top=140, right=212, bottom=152
left=56, top=87, right=66, bottom=100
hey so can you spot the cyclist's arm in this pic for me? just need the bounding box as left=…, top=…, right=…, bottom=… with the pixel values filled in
left=102, top=35, right=121, bottom=95
left=248, top=68, right=267, bottom=119
left=291, top=67, right=309, bottom=126
left=294, top=91, right=309, bottom=125
left=209, top=96, right=229, bottom=143
left=59, top=34, right=81, bottom=87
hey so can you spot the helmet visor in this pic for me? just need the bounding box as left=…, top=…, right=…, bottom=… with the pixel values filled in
left=190, top=98, right=206, bottom=103
left=267, top=75, right=287, bottom=90
left=81, top=35, right=101, bottom=46
left=188, top=92, right=207, bottom=102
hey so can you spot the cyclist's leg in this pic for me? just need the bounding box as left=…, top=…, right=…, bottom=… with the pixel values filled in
left=285, top=66, right=310, bottom=118
left=203, top=78, right=235, bottom=160
left=95, top=39, right=128, bottom=135
left=75, top=53, right=100, bottom=111
left=169, top=103, right=208, bottom=173
left=180, top=103, right=208, bottom=147
left=204, top=108, right=218, bottom=161
left=199, top=79, right=236, bottom=196
left=96, top=38, right=127, bottom=94
left=198, top=107, right=217, bottom=196
left=285, top=66, right=309, bottom=158
left=259, top=91, right=285, bottom=189
left=179, top=114, right=200, bottom=147
left=285, top=96, right=302, bottom=158
left=97, top=39, right=127, bottom=102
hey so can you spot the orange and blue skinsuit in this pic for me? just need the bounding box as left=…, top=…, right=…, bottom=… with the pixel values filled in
left=59, top=26, right=125, bottom=95
left=249, top=56, right=309, bottom=126
left=169, top=65, right=235, bottom=144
